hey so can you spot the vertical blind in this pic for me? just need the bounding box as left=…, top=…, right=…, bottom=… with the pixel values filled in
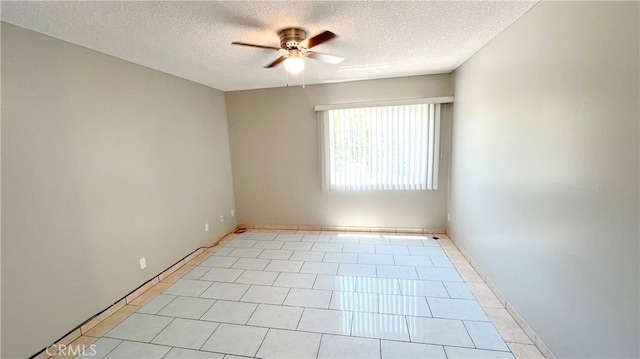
left=321, top=103, right=440, bottom=191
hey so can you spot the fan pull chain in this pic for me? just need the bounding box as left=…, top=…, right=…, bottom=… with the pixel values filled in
left=286, top=71, right=289, bottom=87
left=302, top=70, right=306, bottom=88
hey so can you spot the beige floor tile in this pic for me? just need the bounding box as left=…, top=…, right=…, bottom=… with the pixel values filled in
left=206, top=239, right=222, bottom=248
left=469, top=259, right=487, bottom=281
left=448, top=257, right=469, bottom=266
left=507, top=302, right=536, bottom=341
left=162, top=265, right=197, bottom=283
left=79, top=299, right=126, bottom=334
left=189, top=252, right=213, bottom=266
left=83, top=304, right=141, bottom=338
left=452, top=261, right=474, bottom=272
left=507, top=343, right=545, bottom=359
left=183, top=248, right=204, bottom=264
left=437, top=238, right=455, bottom=246
left=467, top=282, right=503, bottom=308
left=203, top=248, right=220, bottom=255
left=440, top=240, right=457, bottom=248
left=534, top=336, right=554, bottom=359
left=444, top=248, right=465, bottom=256
left=455, top=265, right=484, bottom=283
left=484, top=308, right=533, bottom=344
left=158, top=261, right=185, bottom=282
left=486, top=279, right=507, bottom=306
left=70, top=335, right=99, bottom=348
left=59, top=328, right=82, bottom=346
left=127, top=281, right=173, bottom=306
left=445, top=250, right=464, bottom=258
left=440, top=245, right=460, bottom=253
left=125, top=277, right=160, bottom=303
left=441, top=249, right=459, bottom=257
left=440, top=247, right=458, bottom=255
left=444, top=251, right=468, bottom=264
left=204, top=247, right=221, bottom=255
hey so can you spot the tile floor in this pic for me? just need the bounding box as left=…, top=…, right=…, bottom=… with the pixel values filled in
left=60, top=231, right=544, bottom=359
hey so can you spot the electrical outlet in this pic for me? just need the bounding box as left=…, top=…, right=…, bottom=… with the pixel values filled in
left=205, top=223, right=209, bottom=232
left=139, top=257, right=147, bottom=270
left=220, top=215, right=224, bottom=222
left=231, top=209, right=235, bottom=217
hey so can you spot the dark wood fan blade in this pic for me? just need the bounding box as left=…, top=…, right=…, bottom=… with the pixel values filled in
left=232, top=41, right=281, bottom=51
left=300, top=31, right=336, bottom=49
left=305, top=51, right=345, bottom=65
left=265, top=56, right=287, bottom=68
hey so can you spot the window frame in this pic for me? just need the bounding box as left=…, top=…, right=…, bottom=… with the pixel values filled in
left=318, top=101, right=446, bottom=192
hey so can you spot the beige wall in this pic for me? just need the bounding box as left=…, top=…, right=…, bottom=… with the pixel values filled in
left=449, top=2, right=639, bottom=357
left=1, top=23, right=236, bottom=358
left=226, top=75, right=452, bottom=229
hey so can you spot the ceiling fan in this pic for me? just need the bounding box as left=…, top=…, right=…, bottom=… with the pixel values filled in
left=232, top=28, right=345, bottom=74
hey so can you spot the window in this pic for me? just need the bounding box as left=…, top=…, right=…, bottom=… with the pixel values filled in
left=320, top=103, right=441, bottom=191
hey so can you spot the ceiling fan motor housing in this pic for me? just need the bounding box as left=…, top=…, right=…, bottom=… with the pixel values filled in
left=279, top=28, right=307, bottom=50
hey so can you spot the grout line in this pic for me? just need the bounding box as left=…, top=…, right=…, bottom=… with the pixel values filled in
left=197, top=321, right=221, bottom=351
left=293, top=302, right=305, bottom=330
left=317, top=334, right=326, bottom=358
left=101, top=339, right=123, bottom=359
left=311, top=330, right=323, bottom=359
left=147, top=317, right=176, bottom=344
left=48, top=229, right=522, bottom=358
left=253, top=327, right=271, bottom=357
left=245, top=302, right=261, bottom=326
left=152, top=295, right=178, bottom=316
left=348, top=311, right=354, bottom=336
left=460, top=320, right=478, bottom=349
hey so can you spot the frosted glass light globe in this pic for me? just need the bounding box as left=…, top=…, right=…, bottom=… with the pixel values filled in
left=284, top=57, right=305, bottom=74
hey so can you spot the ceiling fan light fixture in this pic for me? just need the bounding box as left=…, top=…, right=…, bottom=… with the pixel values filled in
left=284, top=56, right=305, bottom=74
left=232, top=28, right=342, bottom=77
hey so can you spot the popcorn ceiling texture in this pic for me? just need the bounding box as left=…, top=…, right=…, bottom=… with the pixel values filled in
left=1, top=1, right=537, bottom=91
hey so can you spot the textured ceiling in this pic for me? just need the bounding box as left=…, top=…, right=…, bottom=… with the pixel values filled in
left=1, top=1, right=537, bottom=91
